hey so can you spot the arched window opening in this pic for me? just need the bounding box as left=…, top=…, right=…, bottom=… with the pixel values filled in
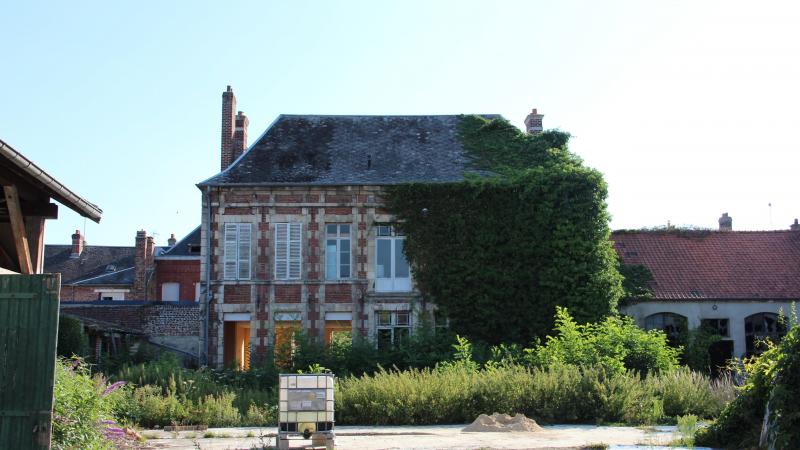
left=744, top=312, right=786, bottom=357
left=644, top=312, right=687, bottom=346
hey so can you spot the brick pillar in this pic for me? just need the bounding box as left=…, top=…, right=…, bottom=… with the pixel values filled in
left=719, top=213, right=732, bottom=232
left=524, top=108, right=544, bottom=135
left=232, top=111, right=249, bottom=163
left=220, top=86, right=236, bottom=170
left=132, top=230, right=147, bottom=299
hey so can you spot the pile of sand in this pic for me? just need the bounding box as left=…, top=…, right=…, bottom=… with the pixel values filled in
left=462, top=413, right=543, bottom=433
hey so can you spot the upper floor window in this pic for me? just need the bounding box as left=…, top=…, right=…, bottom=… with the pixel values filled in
left=224, top=223, right=251, bottom=280
left=375, top=225, right=410, bottom=292
left=326, top=224, right=351, bottom=280
left=275, top=223, right=302, bottom=280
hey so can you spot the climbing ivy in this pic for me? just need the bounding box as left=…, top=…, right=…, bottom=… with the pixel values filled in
left=385, top=115, right=623, bottom=345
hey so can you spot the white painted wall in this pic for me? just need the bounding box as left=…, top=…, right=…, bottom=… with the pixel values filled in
left=621, top=300, right=796, bottom=358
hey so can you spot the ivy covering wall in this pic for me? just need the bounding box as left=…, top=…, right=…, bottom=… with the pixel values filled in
left=385, top=115, right=623, bottom=344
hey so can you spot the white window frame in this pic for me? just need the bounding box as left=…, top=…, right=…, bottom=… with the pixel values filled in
left=224, top=223, right=252, bottom=280
left=161, top=282, right=180, bottom=301
left=375, top=310, right=411, bottom=349
left=325, top=224, right=351, bottom=280
left=275, top=223, right=302, bottom=280
left=375, top=225, right=411, bottom=292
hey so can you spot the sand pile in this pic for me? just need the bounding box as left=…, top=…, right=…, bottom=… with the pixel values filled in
left=462, top=413, right=543, bottom=432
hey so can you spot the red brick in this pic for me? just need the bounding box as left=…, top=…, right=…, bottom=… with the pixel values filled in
left=326, top=207, right=351, bottom=215
left=325, top=194, right=352, bottom=203
left=224, top=284, right=250, bottom=303
left=276, top=207, right=301, bottom=214
left=276, top=194, right=303, bottom=203
left=325, top=284, right=353, bottom=303
left=275, top=284, right=301, bottom=303
left=223, top=207, right=251, bottom=215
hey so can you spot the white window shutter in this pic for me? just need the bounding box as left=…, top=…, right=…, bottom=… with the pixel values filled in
left=237, top=223, right=251, bottom=280
left=224, top=224, right=238, bottom=280
left=275, top=223, right=288, bottom=279
left=289, top=223, right=302, bottom=279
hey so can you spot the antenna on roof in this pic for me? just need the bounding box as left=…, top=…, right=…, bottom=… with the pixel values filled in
left=769, top=202, right=773, bottom=229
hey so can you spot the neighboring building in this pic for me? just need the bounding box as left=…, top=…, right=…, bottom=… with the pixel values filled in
left=155, top=226, right=202, bottom=301
left=614, top=214, right=800, bottom=363
left=197, top=86, right=542, bottom=368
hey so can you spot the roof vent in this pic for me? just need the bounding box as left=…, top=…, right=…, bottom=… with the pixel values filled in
left=104, top=264, right=116, bottom=273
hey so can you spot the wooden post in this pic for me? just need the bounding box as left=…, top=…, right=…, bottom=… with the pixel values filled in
left=3, top=185, right=33, bottom=274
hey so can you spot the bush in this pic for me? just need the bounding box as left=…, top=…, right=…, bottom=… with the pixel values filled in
left=697, top=316, right=800, bottom=449
left=52, top=358, right=129, bottom=449
left=56, top=316, right=89, bottom=358
left=335, top=363, right=720, bottom=426
left=648, top=366, right=734, bottom=419
left=525, top=307, right=680, bottom=375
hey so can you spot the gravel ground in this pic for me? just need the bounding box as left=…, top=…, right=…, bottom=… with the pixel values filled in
left=140, top=424, right=689, bottom=449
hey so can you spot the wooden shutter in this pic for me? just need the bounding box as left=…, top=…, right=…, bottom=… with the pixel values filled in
left=275, top=223, right=288, bottom=279
left=288, top=223, right=302, bottom=279
left=224, top=223, right=238, bottom=279
left=237, top=223, right=251, bottom=280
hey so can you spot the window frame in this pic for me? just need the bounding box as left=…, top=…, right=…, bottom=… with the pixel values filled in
left=325, top=224, right=352, bottom=280
left=375, top=310, right=411, bottom=349
left=275, top=223, right=302, bottom=280
left=375, top=225, right=411, bottom=292
left=223, top=223, right=252, bottom=280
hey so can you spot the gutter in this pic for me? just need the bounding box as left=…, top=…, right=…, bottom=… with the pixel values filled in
left=0, top=138, right=103, bottom=222
left=202, top=186, right=212, bottom=366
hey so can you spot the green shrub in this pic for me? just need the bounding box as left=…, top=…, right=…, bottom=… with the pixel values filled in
left=525, top=307, right=680, bottom=375
left=56, top=316, right=89, bottom=358
left=697, top=315, right=800, bottom=449
left=335, top=363, right=718, bottom=426
left=649, top=366, right=734, bottom=419
left=52, top=358, right=128, bottom=449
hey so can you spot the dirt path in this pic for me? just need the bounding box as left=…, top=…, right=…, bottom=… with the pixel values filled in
left=141, top=424, right=686, bottom=449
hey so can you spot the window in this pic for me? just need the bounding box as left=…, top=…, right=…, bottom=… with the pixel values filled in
left=325, top=224, right=351, bottom=280
left=161, top=282, right=180, bottom=301
left=97, top=290, right=125, bottom=301
left=700, top=318, right=730, bottom=337
left=375, top=310, right=411, bottom=349
left=644, top=312, right=687, bottom=346
left=375, top=225, right=411, bottom=292
left=275, top=223, right=302, bottom=280
left=324, top=312, right=352, bottom=345
left=745, top=313, right=786, bottom=356
left=224, top=223, right=252, bottom=280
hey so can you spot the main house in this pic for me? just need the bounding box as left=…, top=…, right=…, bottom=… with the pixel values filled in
left=197, top=86, right=545, bottom=368
left=614, top=214, right=800, bottom=365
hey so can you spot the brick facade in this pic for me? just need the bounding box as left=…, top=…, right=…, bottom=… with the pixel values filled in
left=200, top=185, right=429, bottom=366
left=155, top=259, right=200, bottom=301
left=60, top=302, right=199, bottom=336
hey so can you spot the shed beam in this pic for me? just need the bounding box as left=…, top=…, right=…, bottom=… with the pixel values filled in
left=3, top=185, right=33, bottom=274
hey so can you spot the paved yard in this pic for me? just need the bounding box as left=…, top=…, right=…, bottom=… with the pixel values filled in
left=141, top=424, right=691, bottom=449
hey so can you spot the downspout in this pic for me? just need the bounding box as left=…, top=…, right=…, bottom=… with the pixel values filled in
left=202, top=186, right=213, bottom=366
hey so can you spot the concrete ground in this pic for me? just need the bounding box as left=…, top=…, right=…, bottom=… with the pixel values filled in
left=140, top=424, right=694, bottom=449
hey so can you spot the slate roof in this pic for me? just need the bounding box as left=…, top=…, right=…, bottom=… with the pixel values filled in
left=199, top=115, right=498, bottom=186
left=612, top=230, right=800, bottom=300
left=158, top=226, right=201, bottom=258
left=44, top=245, right=135, bottom=285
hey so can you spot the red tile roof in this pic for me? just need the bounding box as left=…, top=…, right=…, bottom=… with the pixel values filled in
left=612, top=230, right=800, bottom=300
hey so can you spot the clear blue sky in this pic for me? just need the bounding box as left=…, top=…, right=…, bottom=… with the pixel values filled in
left=2, top=1, right=798, bottom=246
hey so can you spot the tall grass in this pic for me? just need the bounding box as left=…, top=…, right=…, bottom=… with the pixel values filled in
left=335, top=364, right=734, bottom=425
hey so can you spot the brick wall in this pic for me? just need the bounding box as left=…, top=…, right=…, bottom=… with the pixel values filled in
left=60, top=285, right=105, bottom=301
left=155, top=259, right=200, bottom=301
left=60, top=302, right=199, bottom=336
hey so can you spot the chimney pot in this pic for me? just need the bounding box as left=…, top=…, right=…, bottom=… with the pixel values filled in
left=719, top=213, right=733, bottom=231
left=168, top=233, right=177, bottom=246
left=791, top=219, right=800, bottom=231
left=524, top=107, right=544, bottom=135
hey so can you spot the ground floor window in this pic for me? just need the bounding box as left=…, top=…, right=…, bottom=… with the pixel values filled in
left=324, top=312, right=352, bottom=345
left=644, top=312, right=687, bottom=346
left=745, top=312, right=786, bottom=356
left=376, top=310, right=410, bottom=350
left=274, top=313, right=301, bottom=368
left=700, top=318, right=729, bottom=337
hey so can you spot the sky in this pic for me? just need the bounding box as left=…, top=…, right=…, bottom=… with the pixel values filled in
left=2, top=1, right=799, bottom=246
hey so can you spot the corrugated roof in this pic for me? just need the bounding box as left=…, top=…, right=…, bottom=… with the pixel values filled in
left=199, top=114, right=499, bottom=186
left=612, top=230, right=800, bottom=300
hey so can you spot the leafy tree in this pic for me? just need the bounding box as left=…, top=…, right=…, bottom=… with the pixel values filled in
left=57, top=315, right=89, bottom=358
left=386, top=115, right=622, bottom=344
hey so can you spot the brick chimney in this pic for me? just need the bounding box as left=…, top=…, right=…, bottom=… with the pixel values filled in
left=132, top=230, right=148, bottom=299
left=70, top=229, right=84, bottom=258
left=167, top=233, right=177, bottom=246
left=221, top=86, right=248, bottom=170
left=719, top=213, right=733, bottom=232
left=524, top=108, right=544, bottom=135
left=791, top=219, right=799, bottom=231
